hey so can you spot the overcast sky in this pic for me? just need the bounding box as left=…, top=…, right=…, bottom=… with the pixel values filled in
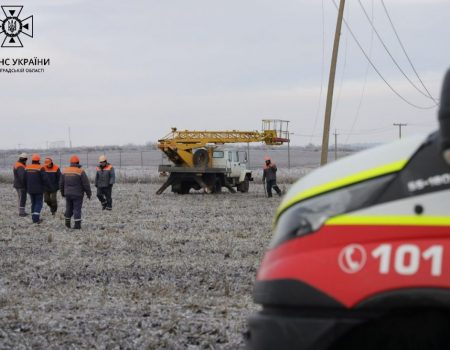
left=0, top=0, right=449, bottom=149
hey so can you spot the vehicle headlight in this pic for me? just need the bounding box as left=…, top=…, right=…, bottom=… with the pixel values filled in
left=270, top=175, right=395, bottom=248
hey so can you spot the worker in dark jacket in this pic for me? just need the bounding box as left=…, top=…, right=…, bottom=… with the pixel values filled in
left=262, top=156, right=281, bottom=198
left=25, top=154, right=49, bottom=223
left=43, top=157, right=61, bottom=216
left=13, top=152, right=28, bottom=217
left=60, top=155, right=92, bottom=229
left=95, top=155, right=115, bottom=210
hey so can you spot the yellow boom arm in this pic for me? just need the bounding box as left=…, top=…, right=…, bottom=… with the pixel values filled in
left=158, top=120, right=290, bottom=167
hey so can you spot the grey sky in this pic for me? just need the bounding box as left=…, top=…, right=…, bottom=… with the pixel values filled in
left=0, top=0, right=449, bottom=149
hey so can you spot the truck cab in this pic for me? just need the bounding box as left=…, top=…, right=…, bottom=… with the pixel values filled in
left=212, top=149, right=249, bottom=182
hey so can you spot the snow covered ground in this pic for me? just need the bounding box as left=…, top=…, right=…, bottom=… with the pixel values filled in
left=0, top=182, right=286, bottom=349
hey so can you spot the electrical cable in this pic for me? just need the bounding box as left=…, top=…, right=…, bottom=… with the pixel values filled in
left=358, top=0, right=437, bottom=103
left=309, top=0, right=326, bottom=144
left=345, top=0, right=374, bottom=144
left=381, top=0, right=439, bottom=104
left=331, top=0, right=436, bottom=110
left=331, top=3, right=350, bottom=129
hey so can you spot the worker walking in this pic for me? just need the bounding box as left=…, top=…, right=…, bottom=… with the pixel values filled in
left=262, top=156, right=282, bottom=198
left=95, top=155, right=115, bottom=210
left=25, top=154, right=49, bottom=223
left=13, top=153, right=28, bottom=217
left=43, top=157, right=61, bottom=216
left=60, top=155, right=92, bottom=229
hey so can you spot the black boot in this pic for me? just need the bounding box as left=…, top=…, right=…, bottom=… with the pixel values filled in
left=274, top=186, right=282, bottom=197
left=65, top=218, right=71, bottom=228
left=74, top=220, right=81, bottom=230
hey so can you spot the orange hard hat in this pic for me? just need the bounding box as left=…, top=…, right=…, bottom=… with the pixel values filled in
left=44, top=157, right=52, bottom=165
left=70, top=155, right=80, bottom=163
left=31, top=154, right=41, bottom=161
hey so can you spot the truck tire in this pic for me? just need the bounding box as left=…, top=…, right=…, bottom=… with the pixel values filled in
left=213, top=178, right=222, bottom=193
left=180, top=182, right=191, bottom=194
left=172, top=182, right=191, bottom=194
left=238, top=178, right=249, bottom=193
left=193, top=149, right=209, bottom=167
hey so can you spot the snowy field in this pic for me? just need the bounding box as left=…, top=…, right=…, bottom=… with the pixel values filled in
left=0, top=165, right=312, bottom=186
left=0, top=182, right=286, bottom=349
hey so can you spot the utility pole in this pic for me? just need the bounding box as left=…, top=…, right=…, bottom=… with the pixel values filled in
left=321, top=0, right=346, bottom=166
left=287, top=132, right=294, bottom=169
left=247, top=142, right=251, bottom=168
left=68, top=127, right=72, bottom=148
left=393, top=123, right=407, bottom=139
left=333, top=129, right=339, bottom=160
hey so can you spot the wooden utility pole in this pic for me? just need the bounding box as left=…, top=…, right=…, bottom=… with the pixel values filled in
left=320, top=0, right=346, bottom=165
left=393, top=123, right=407, bottom=139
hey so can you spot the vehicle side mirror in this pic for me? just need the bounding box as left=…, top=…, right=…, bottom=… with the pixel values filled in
left=439, top=69, right=450, bottom=164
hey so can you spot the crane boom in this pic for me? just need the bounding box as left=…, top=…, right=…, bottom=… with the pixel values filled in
left=159, top=129, right=287, bottom=146
left=158, top=119, right=290, bottom=168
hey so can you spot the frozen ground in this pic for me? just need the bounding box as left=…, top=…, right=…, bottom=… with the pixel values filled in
left=0, top=182, right=286, bottom=349
left=0, top=166, right=311, bottom=185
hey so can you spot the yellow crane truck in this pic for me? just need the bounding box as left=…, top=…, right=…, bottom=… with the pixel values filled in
left=156, top=120, right=289, bottom=194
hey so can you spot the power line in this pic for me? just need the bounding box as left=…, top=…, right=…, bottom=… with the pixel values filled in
left=381, top=0, right=439, bottom=104
left=331, top=0, right=436, bottom=110
left=345, top=0, right=374, bottom=144
left=332, top=3, right=350, bottom=129
left=309, top=0, right=326, bottom=144
left=358, top=0, right=437, bottom=103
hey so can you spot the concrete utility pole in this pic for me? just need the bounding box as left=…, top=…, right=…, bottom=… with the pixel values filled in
left=393, top=123, right=407, bottom=139
left=321, top=0, right=346, bottom=166
left=68, top=127, right=73, bottom=148
left=333, top=129, right=339, bottom=160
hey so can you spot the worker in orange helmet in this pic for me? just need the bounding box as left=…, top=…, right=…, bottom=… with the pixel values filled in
left=59, top=155, right=92, bottom=229
left=25, top=154, right=50, bottom=223
left=262, top=156, right=281, bottom=198
left=43, top=157, right=61, bottom=216
left=13, top=152, right=28, bottom=217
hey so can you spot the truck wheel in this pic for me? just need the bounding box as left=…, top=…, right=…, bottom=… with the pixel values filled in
left=180, top=182, right=191, bottom=194
left=238, top=178, right=249, bottom=193
left=193, top=149, right=209, bottom=167
left=172, top=182, right=191, bottom=194
left=213, top=178, right=222, bottom=193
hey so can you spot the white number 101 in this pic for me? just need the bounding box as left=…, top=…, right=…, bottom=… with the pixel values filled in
left=371, top=244, right=443, bottom=277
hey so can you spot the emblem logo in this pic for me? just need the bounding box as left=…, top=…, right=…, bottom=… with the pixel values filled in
left=338, top=244, right=367, bottom=274
left=0, top=6, right=33, bottom=48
